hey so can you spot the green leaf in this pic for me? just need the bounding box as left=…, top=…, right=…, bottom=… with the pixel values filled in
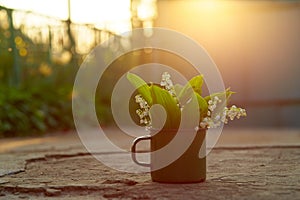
left=174, top=84, right=183, bottom=96
left=195, top=93, right=208, bottom=120
left=178, top=75, right=204, bottom=105
left=127, top=72, right=152, bottom=105
left=150, top=85, right=181, bottom=129
left=188, top=75, right=204, bottom=95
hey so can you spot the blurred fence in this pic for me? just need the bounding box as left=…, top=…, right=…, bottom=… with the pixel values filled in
left=0, top=5, right=117, bottom=87
left=0, top=5, right=126, bottom=136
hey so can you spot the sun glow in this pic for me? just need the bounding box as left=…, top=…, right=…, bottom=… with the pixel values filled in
left=71, top=0, right=131, bottom=33
left=0, top=0, right=132, bottom=33
left=201, top=0, right=219, bottom=10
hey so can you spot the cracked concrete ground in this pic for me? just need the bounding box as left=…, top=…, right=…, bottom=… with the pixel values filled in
left=0, top=128, right=300, bottom=199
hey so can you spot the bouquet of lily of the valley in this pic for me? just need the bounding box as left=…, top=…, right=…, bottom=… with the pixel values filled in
left=127, top=72, right=246, bottom=130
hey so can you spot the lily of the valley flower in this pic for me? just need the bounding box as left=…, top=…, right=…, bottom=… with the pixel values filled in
left=133, top=72, right=246, bottom=130
left=160, top=72, right=177, bottom=98
left=135, top=94, right=151, bottom=127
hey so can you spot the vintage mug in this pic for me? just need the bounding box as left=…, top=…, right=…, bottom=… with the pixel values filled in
left=131, top=128, right=206, bottom=183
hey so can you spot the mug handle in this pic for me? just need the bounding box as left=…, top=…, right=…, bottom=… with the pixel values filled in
left=131, top=135, right=151, bottom=167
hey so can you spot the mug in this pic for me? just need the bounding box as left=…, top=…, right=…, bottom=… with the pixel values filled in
left=131, top=128, right=206, bottom=183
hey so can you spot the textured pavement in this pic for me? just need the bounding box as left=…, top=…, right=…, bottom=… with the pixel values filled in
left=0, top=128, right=300, bottom=199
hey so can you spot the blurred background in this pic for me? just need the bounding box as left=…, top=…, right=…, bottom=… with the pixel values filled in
left=0, top=0, right=299, bottom=137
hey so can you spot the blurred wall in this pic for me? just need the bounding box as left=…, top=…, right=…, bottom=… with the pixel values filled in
left=154, top=0, right=300, bottom=127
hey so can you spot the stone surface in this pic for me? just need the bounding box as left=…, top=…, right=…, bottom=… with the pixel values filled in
left=0, top=128, right=300, bottom=199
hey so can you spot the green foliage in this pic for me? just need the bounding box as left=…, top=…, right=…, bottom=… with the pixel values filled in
left=195, top=93, right=208, bottom=121
left=176, top=75, right=208, bottom=122
left=0, top=7, right=115, bottom=137
left=127, top=73, right=181, bottom=129
left=127, top=72, right=237, bottom=128
left=0, top=19, right=79, bottom=137
left=126, top=73, right=152, bottom=105
left=127, top=72, right=207, bottom=129
left=149, top=84, right=181, bottom=129
left=177, top=75, right=205, bottom=106
left=0, top=85, right=74, bottom=137
left=179, top=75, right=204, bottom=97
